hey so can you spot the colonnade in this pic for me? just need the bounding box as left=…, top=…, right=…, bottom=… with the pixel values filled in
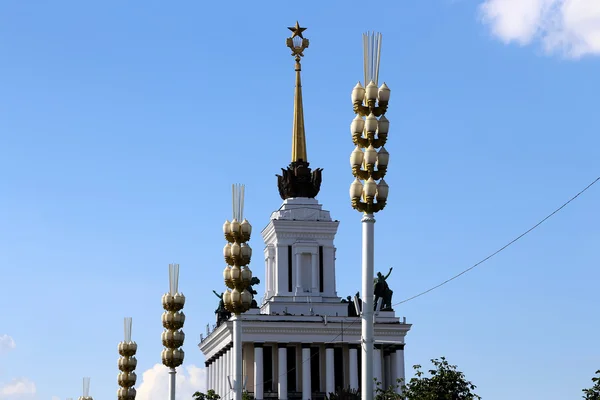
left=205, top=342, right=405, bottom=400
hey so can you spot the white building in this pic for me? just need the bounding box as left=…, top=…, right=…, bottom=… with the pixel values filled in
left=199, top=24, right=411, bottom=400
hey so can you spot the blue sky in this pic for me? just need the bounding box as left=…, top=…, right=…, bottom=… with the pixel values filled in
left=1, top=1, right=599, bottom=400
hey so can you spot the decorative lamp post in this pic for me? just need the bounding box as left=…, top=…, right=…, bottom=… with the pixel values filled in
left=118, top=317, right=137, bottom=400
left=349, top=31, right=391, bottom=400
left=78, top=377, right=93, bottom=400
left=161, top=263, right=186, bottom=400
left=222, top=184, right=253, bottom=400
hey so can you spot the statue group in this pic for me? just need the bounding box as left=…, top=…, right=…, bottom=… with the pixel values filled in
left=341, top=267, right=394, bottom=314
left=213, top=277, right=261, bottom=327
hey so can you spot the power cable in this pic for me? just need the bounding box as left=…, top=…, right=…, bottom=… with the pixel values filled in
left=213, top=175, right=599, bottom=398
left=393, top=176, right=600, bottom=306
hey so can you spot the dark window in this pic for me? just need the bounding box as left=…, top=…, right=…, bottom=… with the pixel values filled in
left=287, top=346, right=296, bottom=391
left=319, top=246, right=324, bottom=292
left=357, top=349, right=362, bottom=390
left=334, top=347, right=344, bottom=390
left=310, top=347, right=320, bottom=393
left=288, top=246, right=293, bottom=292
left=263, top=346, right=273, bottom=392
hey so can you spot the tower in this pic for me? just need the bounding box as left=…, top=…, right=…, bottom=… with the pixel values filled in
left=262, top=22, right=342, bottom=313
left=199, top=23, right=411, bottom=400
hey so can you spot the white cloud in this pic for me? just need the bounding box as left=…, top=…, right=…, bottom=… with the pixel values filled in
left=0, top=335, right=16, bottom=355
left=479, top=0, right=600, bottom=57
left=136, top=364, right=206, bottom=400
left=51, top=396, right=60, bottom=400
left=0, top=378, right=36, bottom=400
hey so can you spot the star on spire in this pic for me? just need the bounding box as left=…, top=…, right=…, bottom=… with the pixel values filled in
left=288, top=21, right=307, bottom=39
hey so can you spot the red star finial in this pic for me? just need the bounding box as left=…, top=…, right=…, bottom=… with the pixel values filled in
left=288, top=21, right=307, bottom=39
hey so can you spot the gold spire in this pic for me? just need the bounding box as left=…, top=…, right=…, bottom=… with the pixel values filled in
left=286, top=22, right=310, bottom=163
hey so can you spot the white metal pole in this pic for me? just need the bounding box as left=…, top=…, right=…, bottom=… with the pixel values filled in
left=233, top=314, right=243, bottom=400
left=168, top=368, right=176, bottom=400
left=361, top=213, right=376, bottom=400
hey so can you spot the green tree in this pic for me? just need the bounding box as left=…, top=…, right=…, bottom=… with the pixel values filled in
left=374, top=357, right=481, bottom=400
left=192, top=389, right=221, bottom=400
left=192, top=390, right=254, bottom=400
left=326, top=387, right=361, bottom=400
left=582, top=370, right=600, bottom=400
left=403, top=357, right=481, bottom=400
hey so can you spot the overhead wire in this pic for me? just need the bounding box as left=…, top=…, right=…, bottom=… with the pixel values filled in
left=214, top=175, right=599, bottom=398
left=393, top=175, right=599, bottom=306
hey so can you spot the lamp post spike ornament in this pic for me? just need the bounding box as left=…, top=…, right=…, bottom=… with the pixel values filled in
left=117, top=317, right=138, bottom=400
left=349, top=31, right=391, bottom=400
left=222, top=184, right=253, bottom=400
left=78, top=377, right=92, bottom=400
left=161, top=264, right=186, bottom=400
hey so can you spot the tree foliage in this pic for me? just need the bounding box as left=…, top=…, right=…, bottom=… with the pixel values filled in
left=372, top=357, right=480, bottom=400
left=192, top=389, right=220, bottom=400
left=192, top=390, right=254, bottom=400
left=326, top=387, right=361, bottom=400
left=582, top=370, right=600, bottom=400
left=402, top=357, right=481, bottom=400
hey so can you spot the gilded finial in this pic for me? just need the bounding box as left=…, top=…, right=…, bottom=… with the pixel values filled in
left=286, top=22, right=309, bottom=164
left=287, top=21, right=307, bottom=39
left=276, top=22, right=322, bottom=200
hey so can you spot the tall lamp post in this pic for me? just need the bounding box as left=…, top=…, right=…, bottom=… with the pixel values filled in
left=349, top=31, right=391, bottom=400
left=161, top=263, right=186, bottom=400
left=78, top=377, right=93, bottom=400
left=222, top=184, right=253, bottom=400
left=117, top=317, right=138, bottom=400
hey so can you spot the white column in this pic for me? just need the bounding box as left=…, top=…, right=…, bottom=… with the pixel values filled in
left=311, top=252, right=318, bottom=292
left=223, top=351, right=228, bottom=398
left=223, top=351, right=227, bottom=398
left=278, top=345, right=288, bottom=400
left=213, top=361, right=217, bottom=391
left=325, top=346, right=335, bottom=395
left=221, top=354, right=225, bottom=397
left=205, top=362, right=210, bottom=394
left=265, top=257, right=270, bottom=296
left=384, top=353, right=391, bottom=389
left=168, top=368, right=176, bottom=400
left=212, top=360, right=216, bottom=392
left=349, top=346, right=359, bottom=390
left=295, top=252, right=302, bottom=293
left=231, top=344, right=236, bottom=399
left=361, top=214, right=376, bottom=400
left=275, top=246, right=282, bottom=296
left=206, top=362, right=210, bottom=391
left=390, top=351, right=398, bottom=390
left=225, top=350, right=229, bottom=398
left=267, top=246, right=275, bottom=297
left=221, top=357, right=224, bottom=394
left=332, top=247, right=338, bottom=294
left=254, top=344, right=264, bottom=400
left=224, top=352, right=228, bottom=399
left=395, top=346, right=405, bottom=395
left=234, top=316, right=243, bottom=400
left=302, top=345, right=312, bottom=400
left=216, top=357, right=221, bottom=397
left=374, top=346, right=382, bottom=392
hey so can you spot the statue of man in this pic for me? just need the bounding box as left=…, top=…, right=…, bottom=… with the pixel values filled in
left=373, top=267, right=393, bottom=311
left=212, top=290, right=231, bottom=325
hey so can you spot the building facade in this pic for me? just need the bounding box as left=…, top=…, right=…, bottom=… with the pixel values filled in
left=199, top=24, right=410, bottom=400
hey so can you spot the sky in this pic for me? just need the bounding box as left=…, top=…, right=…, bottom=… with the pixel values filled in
left=0, top=1, right=598, bottom=400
